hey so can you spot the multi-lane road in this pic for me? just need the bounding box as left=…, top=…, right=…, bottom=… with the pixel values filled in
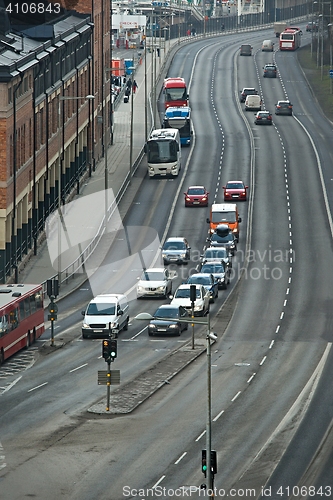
left=1, top=25, right=333, bottom=500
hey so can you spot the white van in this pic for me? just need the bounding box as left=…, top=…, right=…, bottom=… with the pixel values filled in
left=245, top=95, right=262, bottom=111
left=262, top=40, right=274, bottom=51
left=82, top=294, right=129, bottom=338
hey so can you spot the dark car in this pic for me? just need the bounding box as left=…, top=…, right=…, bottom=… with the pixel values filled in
left=162, top=237, right=191, bottom=265
left=263, top=64, right=277, bottom=78
left=275, top=100, right=293, bottom=116
left=201, top=246, right=232, bottom=269
left=200, top=261, right=230, bottom=289
left=254, top=111, right=273, bottom=125
left=184, top=186, right=209, bottom=207
left=306, top=21, right=318, bottom=32
left=240, top=44, right=253, bottom=56
left=148, top=304, right=189, bottom=336
left=209, top=229, right=237, bottom=254
left=240, top=87, right=258, bottom=103
left=187, top=273, right=219, bottom=302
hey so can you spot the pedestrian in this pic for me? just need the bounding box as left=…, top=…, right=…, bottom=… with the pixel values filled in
left=187, top=29, right=191, bottom=36
left=132, top=80, right=138, bottom=94
left=126, top=78, right=132, bottom=90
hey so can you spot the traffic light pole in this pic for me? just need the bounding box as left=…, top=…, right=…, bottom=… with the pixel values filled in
left=50, top=311, right=54, bottom=347
left=206, top=314, right=212, bottom=496
left=106, top=360, right=111, bottom=411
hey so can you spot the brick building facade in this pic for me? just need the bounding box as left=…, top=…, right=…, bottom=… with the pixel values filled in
left=0, top=0, right=111, bottom=282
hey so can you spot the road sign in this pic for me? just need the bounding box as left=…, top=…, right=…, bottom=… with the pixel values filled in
left=329, top=69, right=333, bottom=78
left=98, top=370, right=120, bottom=385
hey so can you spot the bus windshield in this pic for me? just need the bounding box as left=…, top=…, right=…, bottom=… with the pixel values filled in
left=165, top=88, right=187, bottom=102
left=147, top=140, right=178, bottom=163
left=281, top=33, right=293, bottom=40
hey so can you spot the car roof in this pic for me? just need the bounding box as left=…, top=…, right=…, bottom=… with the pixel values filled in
left=91, top=294, right=126, bottom=302
left=241, top=87, right=256, bottom=91
left=189, top=273, right=212, bottom=278
left=277, top=100, right=291, bottom=104
left=165, top=236, right=186, bottom=242
left=177, top=283, right=201, bottom=289
left=142, top=267, right=166, bottom=273
left=155, top=304, right=180, bottom=310
left=187, top=185, right=206, bottom=190
left=205, top=246, right=227, bottom=252
left=226, top=180, right=244, bottom=184
left=202, top=260, right=224, bottom=266
left=211, top=203, right=237, bottom=211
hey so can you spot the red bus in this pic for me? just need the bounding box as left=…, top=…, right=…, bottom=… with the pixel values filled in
left=164, top=77, right=188, bottom=109
left=279, top=28, right=302, bottom=51
left=0, top=284, right=44, bottom=365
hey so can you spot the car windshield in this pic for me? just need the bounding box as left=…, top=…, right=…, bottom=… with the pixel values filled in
left=205, top=249, right=227, bottom=259
left=86, top=303, right=115, bottom=315
left=141, top=271, right=165, bottom=281
left=212, top=211, right=236, bottom=223
left=188, top=275, right=211, bottom=286
left=279, top=102, right=290, bottom=107
left=201, top=264, right=224, bottom=273
left=187, top=188, right=205, bottom=195
left=211, top=233, right=233, bottom=243
left=175, top=288, right=201, bottom=299
left=226, top=183, right=243, bottom=189
left=163, top=241, right=185, bottom=250
left=154, top=308, right=178, bottom=319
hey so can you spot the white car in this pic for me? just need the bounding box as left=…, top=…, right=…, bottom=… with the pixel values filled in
left=136, top=268, right=174, bottom=298
left=170, top=284, right=210, bottom=316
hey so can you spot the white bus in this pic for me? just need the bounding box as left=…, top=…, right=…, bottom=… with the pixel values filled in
left=145, top=128, right=181, bottom=178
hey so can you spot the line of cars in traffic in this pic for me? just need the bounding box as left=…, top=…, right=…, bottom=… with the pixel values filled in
left=240, top=39, right=294, bottom=125
left=240, top=86, right=293, bottom=125
left=136, top=192, right=248, bottom=336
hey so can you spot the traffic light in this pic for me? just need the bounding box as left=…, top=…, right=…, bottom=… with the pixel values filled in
left=109, top=339, right=117, bottom=359
left=47, top=301, right=58, bottom=321
left=201, top=450, right=217, bottom=476
left=202, top=450, right=207, bottom=477
left=102, top=339, right=117, bottom=361
left=190, top=284, right=196, bottom=302
left=102, top=339, right=111, bottom=360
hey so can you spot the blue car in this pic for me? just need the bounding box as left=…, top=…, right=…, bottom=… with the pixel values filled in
left=186, top=273, right=219, bottom=303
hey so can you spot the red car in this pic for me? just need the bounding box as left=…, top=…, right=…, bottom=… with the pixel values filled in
left=223, top=181, right=248, bottom=201
left=184, top=186, right=209, bottom=207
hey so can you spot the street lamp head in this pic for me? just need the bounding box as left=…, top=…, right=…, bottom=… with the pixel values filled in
left=135, top=312, right=154, bottom=320
left=86, top=94, right=95, bottom=99
left=207, top=332, right=217, bottom=341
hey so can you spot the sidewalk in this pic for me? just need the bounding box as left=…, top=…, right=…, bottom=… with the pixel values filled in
left=17, top=40, right=181, bottom=305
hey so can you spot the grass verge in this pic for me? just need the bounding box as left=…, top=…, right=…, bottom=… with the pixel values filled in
left=297, top=45, right=333, bottom=123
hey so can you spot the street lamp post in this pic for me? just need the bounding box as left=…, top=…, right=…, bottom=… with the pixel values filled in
left=135, top=312, right=215, bottom=495
left=57, top=94, right=94, bottom=286
left=311, top=2, right=318, bottom=59
left=321, top=13, right=324, bottom=79
left=317, top=14, right=322, bottom=67
left=328, top=23, right=333, bottom=93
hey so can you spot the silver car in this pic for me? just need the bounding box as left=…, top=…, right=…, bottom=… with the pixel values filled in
left=136, top=268, right=174, bottom=298
left=162, top=237, right=191, bottom=265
